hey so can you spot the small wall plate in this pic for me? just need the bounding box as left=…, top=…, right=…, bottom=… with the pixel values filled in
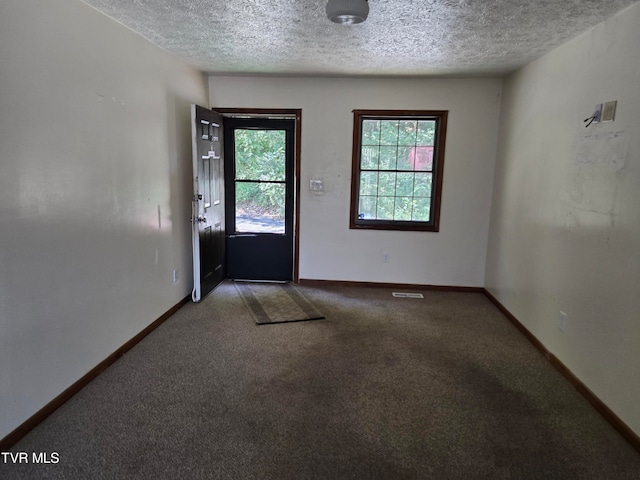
left=601, top=101, right=617, bottom=122
left=392, top=292, right=424, bottom=298
left=310, top=179, right=324, bottom=192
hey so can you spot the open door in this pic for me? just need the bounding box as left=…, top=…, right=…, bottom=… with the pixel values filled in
left=191, top=105, right=225, bottom=302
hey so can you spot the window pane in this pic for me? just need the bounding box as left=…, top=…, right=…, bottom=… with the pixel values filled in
left=396, top=173, right=414, bottom=197
left=235, top=182, right=285, bottom=234
left=398, top=120, right=418, bottom=145
left=360, top=172, right=378, bottom=196
left=235, top=130, right=286, bottom=181
left=378, top=172, right=396, bottom=197
left=362, top=120, right=380, bottom=145
left=377, top=196, right=395, bottom=220
left=412, top=197, right=431, bottom=222
left=396, top=146, right=413, bottom=170
left=361, top=145, right=379, bottom=170
left=379, top=146, right=397, bottom=170
left=414, top=173, right=433, bottom=197
left=409, top=146, right=433, bottom=171
left=394, top=197, right=413, bottom=221
left=380, top=120, right=399, bottom=146
left=417, top=121, right=435, bottom=146
left=358, top=195, right=377, bottom=220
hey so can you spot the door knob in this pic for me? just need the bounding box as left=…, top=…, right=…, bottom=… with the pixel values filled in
left=197, top=216, right=207, bottom=223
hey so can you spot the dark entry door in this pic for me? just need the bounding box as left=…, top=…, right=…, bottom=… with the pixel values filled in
left=191, top=105, right=225, bottom=301
left=224, top=118, right=295, bottom=281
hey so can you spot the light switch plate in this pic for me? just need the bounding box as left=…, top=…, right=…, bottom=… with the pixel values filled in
left=310, top=179, right=324, bottom=192
left=602, top=101, right=617, bottom=122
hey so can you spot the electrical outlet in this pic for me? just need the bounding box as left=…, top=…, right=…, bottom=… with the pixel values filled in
left=172, top=269, right=178, bottom=283
left=559, top=311, right=569, bottom=332
left=382, top=252, right=390, bottom=263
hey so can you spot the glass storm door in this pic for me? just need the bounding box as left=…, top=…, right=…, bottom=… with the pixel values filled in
left=224, top=118, right=295, bottom=281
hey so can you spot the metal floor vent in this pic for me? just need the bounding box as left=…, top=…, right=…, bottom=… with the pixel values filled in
left=392, top=292, right=424, bottom=299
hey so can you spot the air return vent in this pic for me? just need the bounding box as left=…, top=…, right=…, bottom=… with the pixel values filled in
left=392, top=292, right=424, bottom=299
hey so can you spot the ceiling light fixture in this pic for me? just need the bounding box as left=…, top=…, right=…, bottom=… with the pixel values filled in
left=326, top=0, right=369, bottom=25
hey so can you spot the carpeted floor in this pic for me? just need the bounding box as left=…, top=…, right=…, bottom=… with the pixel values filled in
left=2, top=281, right=639, bottom=479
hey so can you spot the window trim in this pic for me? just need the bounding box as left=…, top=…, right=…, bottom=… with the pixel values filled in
left=349, top=109, right=448, bottom=232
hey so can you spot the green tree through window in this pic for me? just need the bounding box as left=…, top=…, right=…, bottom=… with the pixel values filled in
left=350, top=110, right=448, bottom=232
left=234, top=129, right=286, bottom=222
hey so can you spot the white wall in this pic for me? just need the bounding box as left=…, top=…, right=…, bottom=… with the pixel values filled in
left=210, top=76, right=502, bottom=286
left=485, top=3, right=640, bottom=435
left=0, top=0, right=208, bottom=439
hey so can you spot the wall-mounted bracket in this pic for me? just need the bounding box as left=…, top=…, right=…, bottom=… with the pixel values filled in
left=584, top=104, right=602, bottom=127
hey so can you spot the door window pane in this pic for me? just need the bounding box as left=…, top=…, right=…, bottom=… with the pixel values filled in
left=235, top=182, right=285, bottom=234
left=235, top=130, right=286, bottom=181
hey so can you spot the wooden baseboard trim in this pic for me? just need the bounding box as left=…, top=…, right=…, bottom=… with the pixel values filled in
left=6, top=288, right=637, bottom=454
left=0, top=295, right=191, bottom=450
left=298, top=278, right=484, bottom=293
left=483, top=288, right=640, bottom=454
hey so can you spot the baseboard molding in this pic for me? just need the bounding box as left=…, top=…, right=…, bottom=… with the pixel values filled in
left=5, top=288, right=638, bottom=455
left=483, top=288, right=640, bottom=454
left=298, top=278, right=484, bottom=293
left=0, top=295, right=191, bottom=450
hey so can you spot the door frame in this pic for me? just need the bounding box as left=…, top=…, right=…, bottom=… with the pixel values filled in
left=213, top=108, right=302, bottom=283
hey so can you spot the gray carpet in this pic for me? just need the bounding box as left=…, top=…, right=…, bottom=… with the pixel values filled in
left=3, top=281, right=639, bottom=479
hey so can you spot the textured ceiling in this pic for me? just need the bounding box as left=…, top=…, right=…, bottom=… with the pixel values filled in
left=82, top=0, right=637, bottom=76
